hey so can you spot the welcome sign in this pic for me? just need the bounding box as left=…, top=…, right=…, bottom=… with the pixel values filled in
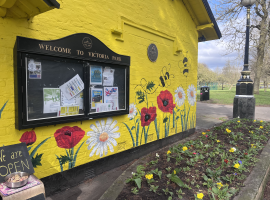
left=0, top=143, right=34, bottom=183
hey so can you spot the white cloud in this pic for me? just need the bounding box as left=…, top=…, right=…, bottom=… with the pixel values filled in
left=198, top=40, right=242, bottom=70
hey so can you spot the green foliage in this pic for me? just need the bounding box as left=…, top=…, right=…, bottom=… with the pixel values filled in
left=131, top=187, right=139, bottom=195
left=146, top=81, right=155, bottom=91
left=150, top=168, right=162, bottom=179
left=163, top=117, right=168, bottom=123
left=136, top=90, right=145, bottom=103
left=31, top=153, right=43, bottom=168
left=149, top=185, right=159, bottom=193
left=208, top=184, right=238, bottom=200
left=56, top=155, right=72, bottom=166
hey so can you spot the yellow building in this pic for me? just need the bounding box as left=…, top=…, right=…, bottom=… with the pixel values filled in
left=0, top=0, right=220, bottom=195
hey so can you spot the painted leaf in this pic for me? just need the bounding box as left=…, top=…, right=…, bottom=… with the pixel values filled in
left=136, top=91, right=145, bottom=104
left=176, top=116, right=180, bottom=120
left=146, top=81, right=155, bottom=91
left=31, top=153, right=43, bottom=168
left=56, top=155, right=72, bottom=165
left=131, top=126, right=135, bottom=130
left=29, top=137, right=51, bottom=158
left=0, top=101, right=8, bottom=119
left=163, top=117, right=168, bottom=123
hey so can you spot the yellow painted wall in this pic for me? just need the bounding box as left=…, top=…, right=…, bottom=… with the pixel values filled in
left=0, top=0, right=198, bottom=179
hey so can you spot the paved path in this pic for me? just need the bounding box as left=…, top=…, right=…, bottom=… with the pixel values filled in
left=196, top=102, right=270, bottom=129
left=46, top=102, right=270, bottom=200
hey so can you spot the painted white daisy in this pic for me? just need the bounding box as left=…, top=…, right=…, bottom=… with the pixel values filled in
left=86, top=117, right=120, bottom=157
left=187, top=84, right=196, bottom=106
left=174, top=86, right=185, bottom=107
left=128, top=103, right=137, bottom=119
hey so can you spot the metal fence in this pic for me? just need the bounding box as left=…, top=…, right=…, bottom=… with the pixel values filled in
left=197, top=82, right=218, bottom=90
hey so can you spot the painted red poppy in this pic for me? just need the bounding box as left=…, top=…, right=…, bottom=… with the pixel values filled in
left=157, top=90, right=176, bottom=114
left=224, top=159, right=228, bottom=164
left=244, top=153, right=248, bottom=155
left=20, top=130, right=36, bottom=146
left=54, top=126, right=85, bottom=149
left=141, top=107, right=157, bottom=127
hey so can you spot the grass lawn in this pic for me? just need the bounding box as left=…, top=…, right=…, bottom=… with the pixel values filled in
left=197, top=88, right=270, bottom=106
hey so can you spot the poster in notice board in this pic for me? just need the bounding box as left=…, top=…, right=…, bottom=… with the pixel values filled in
left=0, top=143, right=34, bottom=183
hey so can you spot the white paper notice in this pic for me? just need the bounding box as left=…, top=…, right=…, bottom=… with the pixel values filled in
left=59, top=74, right=84, bottom=100
left=43, top=88, right=61, bottom=113
left=104, top=87, right=118, bottom=110
left=103, top=67, right=114, bottom=86
left=96, top=103, right=113, bottom=112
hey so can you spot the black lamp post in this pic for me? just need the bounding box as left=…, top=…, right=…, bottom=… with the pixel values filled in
left=233, top=0, right=256, bottom=119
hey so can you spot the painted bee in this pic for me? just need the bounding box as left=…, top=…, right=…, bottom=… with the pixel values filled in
left=179, top=51, right=190, bottom=77
left=159, top=64, right=174, bottom=87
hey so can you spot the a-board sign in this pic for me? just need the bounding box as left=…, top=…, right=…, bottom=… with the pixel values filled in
left=27, top=193, right=45, bottom=200
left=0, top=143, right=34, bottom=183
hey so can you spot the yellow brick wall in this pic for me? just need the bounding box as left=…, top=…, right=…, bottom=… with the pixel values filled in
left=0, top=0, right=198, bottom=179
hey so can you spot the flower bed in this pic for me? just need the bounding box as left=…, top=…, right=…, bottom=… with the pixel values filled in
left=117, top=119, right=270, bottom=200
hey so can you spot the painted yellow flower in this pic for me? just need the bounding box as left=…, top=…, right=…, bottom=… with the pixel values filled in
left=217, top=182, right=223, bottom=189
left=260, top=126, right=263, bottom=129
left=197, top=193, right=204, bottom=199
left=174, top=170, right=176, bottom=174
left=226, top=129, right=231, bottom=133
left=183, top=146, right=188, bottom=151
left=202, top=132, right=206, bottom=135
left=167, top=150, right=171, bottom=154
left=145, top=174, right=153, bottom=180
left=216, top=140, right=220, bottom=143
left=234, top=163, right=240, bottom=169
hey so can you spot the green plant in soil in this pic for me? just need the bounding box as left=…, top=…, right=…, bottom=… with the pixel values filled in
left=118, top=119, right=270, bottom=200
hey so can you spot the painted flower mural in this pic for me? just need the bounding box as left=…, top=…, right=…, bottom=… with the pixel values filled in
left=187, top=84, right=196, bottom=106
left=174, top=87, right=185, bottom=107
left=20, top=130, right=51, bottom=168
left=87, top=118, right=120, bottom=157
left=54, top=126, right=85, bottom=149
left=20, top=130, right=36, bottom=146
left=55, top=126, right=85, bottom=172
left=157, top=90, right=176, bottom=138
left=157, top=90, right=176, bottom=114
left=141, top=107, right=157, bottom=127
left=128, top=103, right=137, bottom=119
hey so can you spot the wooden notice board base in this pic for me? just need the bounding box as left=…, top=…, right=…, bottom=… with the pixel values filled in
left=0, top=175, right=45, bottom=200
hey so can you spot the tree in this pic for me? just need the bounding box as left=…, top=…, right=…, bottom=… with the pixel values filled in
left=212, top=0, right=270, bottom=94
left=197, top=63, right=217, bottom=85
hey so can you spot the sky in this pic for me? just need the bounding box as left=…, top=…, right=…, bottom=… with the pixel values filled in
left=198, top=0, right=243, bottom=70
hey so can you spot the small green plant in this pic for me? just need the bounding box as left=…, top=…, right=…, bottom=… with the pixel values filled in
left=131, top=187, right=139, bottom=195
left=176, top=188, right=184, bottom=199
left=150, top=168, right=162, bottom=179
left=149, top=185, right=159, bottom=193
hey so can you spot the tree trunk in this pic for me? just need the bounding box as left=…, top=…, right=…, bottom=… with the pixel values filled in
left=253, top=4, right=269, bottom=95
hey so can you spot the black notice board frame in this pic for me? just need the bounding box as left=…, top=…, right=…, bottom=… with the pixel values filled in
left=14, top=33, right=130, bottom=130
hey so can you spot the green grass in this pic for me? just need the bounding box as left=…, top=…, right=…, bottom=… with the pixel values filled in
left=197, top=88, right=270, bottom=106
